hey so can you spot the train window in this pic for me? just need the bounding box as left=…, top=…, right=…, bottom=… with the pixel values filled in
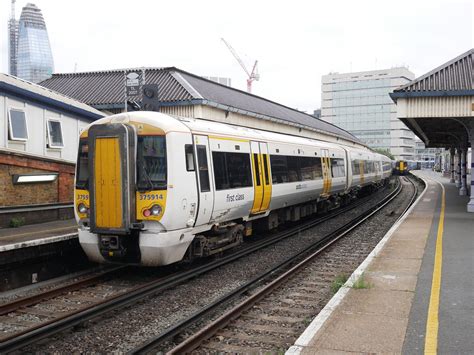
left=300, top=157, right=323, bottom=181
left=253, top=154, right=261, bottom=186
left=331, top=158, right=345, bottom=178
left=212, top=152, right=252, bottom=190
left=270, top=155, right=288, bottom=184
left=196, top=145, right=210, bottom=192
left=75, top=139, right=89, bottom=189
left=137, top=136, right=167, bottom=191
left=263, top=154, right=270, bottom=185
left=185, top=145, right=195, bottom=171
left=351, top=159, right=361, bottom=175
left=287, top=157, right=300, bottom=182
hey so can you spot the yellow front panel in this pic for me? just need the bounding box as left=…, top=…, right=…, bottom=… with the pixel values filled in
left=251, top=153, right=264, bottom=214
left=94, top=137, right=123, bottom=228
left=75, top=189, right=90, bottom=219
left=400, top=161, right=405, bottom=171
left=136, top=190, right=167, bottom=221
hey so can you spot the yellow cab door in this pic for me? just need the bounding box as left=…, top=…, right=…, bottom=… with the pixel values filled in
left=94, top=137, right=123, bottom=229
left=250, top=141, right=272, bottom=214
left=321, top=149, right=332, bottom=196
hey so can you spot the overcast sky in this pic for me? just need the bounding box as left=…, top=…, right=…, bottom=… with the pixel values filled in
left=1, top=0, right=472, bottom=112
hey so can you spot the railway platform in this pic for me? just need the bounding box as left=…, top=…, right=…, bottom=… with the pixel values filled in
left=0, top=219, right=82, bottom=291
left=0, top=218, right=77, bottom=252
left=287, top=170, right=474, bottom=354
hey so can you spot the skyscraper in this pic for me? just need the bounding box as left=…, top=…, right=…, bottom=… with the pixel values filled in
left=9, top=2, right=54, bottom=83
left=8, top=1, right=19, bottom=76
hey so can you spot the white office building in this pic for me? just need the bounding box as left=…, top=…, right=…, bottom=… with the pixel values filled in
left=321, top=67, right=416, bottom=160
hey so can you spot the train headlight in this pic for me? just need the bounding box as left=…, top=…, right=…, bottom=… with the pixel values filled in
left=151, top=204, right=162, bottom=216
left=78, top=203, right=88, bottom=214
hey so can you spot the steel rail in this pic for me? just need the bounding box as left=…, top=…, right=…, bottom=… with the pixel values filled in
left=132, top=178, right=407, bottom=354
left=0, top=266, right=127, bottom=316
left=0, top=180, right=396, bottom=353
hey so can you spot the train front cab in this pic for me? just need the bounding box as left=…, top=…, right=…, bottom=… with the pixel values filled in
left=394, top=160, right=408, bottom=175
left=75, top=114, right=199, bottom=266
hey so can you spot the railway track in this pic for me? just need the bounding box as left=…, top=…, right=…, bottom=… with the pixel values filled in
left=132, top=176, right=418, bottom=353
left=0, top=179, right=400, bottom=353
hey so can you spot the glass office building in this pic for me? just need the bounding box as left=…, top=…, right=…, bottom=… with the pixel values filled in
left=321, top=68, right=416, bottom=160
left=16, top=3, right=54, bottom=83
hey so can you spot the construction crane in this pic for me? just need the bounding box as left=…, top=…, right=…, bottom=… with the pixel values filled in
left=221, top=38, right=259, bottom=93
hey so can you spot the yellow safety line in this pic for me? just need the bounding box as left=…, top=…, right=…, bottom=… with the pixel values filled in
left=424, top=182, right=445, bottom=355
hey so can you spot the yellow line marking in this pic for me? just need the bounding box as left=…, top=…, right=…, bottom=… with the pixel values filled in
left=424, top=182, right=445, bottom=355
left=0, top=226, right=77, bottom=239
left=208, top=135, right=249, bottom=142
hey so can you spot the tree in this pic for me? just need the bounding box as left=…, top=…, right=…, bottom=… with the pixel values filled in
left=373, top=148, right=395, bottom=160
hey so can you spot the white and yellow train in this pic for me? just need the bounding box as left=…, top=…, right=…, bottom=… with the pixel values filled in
left=75, top=112, right=392, bottom=266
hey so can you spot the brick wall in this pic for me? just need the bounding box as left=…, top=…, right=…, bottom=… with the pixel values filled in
left=0, top=151, right=75, bottom=207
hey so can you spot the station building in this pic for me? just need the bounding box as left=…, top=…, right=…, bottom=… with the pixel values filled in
left=0, top=73, right=103, bottom=227
left=39, top=67, right=363, bottom=148
left=391, top=48, right=474, bottom=211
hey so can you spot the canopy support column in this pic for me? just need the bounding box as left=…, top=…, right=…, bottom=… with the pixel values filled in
left=460, top=147, right=467, bottom=195
left=450, top=147, right=455, bottom=183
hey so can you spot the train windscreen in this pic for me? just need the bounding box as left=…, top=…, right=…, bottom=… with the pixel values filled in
left=137, top=136, right=167, bottom=191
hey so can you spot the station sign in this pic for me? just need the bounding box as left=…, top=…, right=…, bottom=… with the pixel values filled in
left=125, top=71, right=142, bottom=97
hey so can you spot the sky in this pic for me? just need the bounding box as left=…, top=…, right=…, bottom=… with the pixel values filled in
left=1, top=0, right=472, bottom=112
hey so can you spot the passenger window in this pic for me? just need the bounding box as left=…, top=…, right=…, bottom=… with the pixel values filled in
left=196, top=145, right=210, bottom=192
left=263, top=154, right=270, bottom=185
left=185, top=144, right=195, bottom=171
left=212, top=152, right=252, bottom=190
left=270, top=155, right=288, bottom=184
left=253, top=154, right=261, bottom=186
left=331, top=158, right=345, bottom=178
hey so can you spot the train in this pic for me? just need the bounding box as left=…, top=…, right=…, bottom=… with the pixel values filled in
left=74, top=112, right=393, bottom=266
left=393, top=160, right=420, bottom=175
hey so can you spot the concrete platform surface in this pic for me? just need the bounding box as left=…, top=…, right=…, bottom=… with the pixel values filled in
left=287, top=171, right=474, bottom=354
left=0, top=219, right=77, bottom=251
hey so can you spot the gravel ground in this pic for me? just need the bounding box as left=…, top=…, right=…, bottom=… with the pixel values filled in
left=22, top=178, right=419, bottom=353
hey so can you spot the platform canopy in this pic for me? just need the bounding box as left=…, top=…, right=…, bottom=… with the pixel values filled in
left=390, top=49, right=474, bottom=149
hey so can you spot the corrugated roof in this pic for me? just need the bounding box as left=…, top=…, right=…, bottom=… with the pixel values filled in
left=0, top=73, right=104, bottom=120
left=393, top=48, right=473, bottom=93
left=40, top=67, right=358, bottom=142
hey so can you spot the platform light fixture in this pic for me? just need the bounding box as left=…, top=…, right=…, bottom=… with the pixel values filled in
left=12, top=173, right=58, bottom=184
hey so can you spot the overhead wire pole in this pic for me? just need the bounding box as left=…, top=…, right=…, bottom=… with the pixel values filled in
left=221, top=38, right=259, bottom=93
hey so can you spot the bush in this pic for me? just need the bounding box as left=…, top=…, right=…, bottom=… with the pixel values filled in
left=10, top=217, right=25, bottom=228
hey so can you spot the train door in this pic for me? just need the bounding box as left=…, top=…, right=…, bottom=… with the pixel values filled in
left=250, top=141, right=272, bottom=214
left=321, top=149, right=331, bottom=196
left=193, top=135, right=214, bottom=226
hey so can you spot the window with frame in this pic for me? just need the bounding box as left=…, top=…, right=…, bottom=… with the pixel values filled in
left=270, top=155, right=288, bottom=184
left=75, top=139, right=89, bottom=189
left=47, top=120, right=64, bottom=148
left=137, top=135, right=167, bottom=191
left=351, top=159, right=361, bottom=175
left=8, top=109, right=28, bottom=141
left=212, top=151, right=252, bottom=190
left=331, top=158, right=345, bottom=178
